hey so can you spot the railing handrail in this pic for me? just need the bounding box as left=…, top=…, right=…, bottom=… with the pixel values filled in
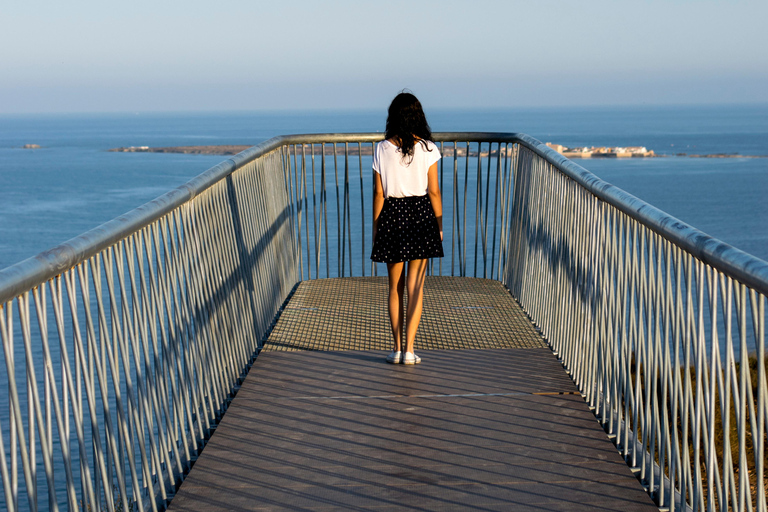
left=2, top=131, right=767, bottom=302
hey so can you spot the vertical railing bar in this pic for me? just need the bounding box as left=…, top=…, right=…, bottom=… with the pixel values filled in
left=340, top=142, right=348, bottom=277
left=482, top=142, right=493, bottom=278
left=322, top=144, right=330, bottom=278
left=659, top=237, right=675, bottom=508
left=649, top=231, right=665, bottom=497
left=680, top=252, right=694, bottom=509
left=358, top=142, right=366, bottom=277
left=25, top=298, right=36, bottom=512
left=292, top=145, right=304, bottom=281
left=370, top=143, right=377, bottom=277
left=739, top=287, right=761, bottom=512
left=41, top=286, right=53, bottom=512
left=630, top=225, right=646, bottom=470
left=438, top=141, right=445, bottom=276
left=473, top=142, right=483, bottom=278
left=490, top=142, right=502, bottom=280
left=610, top=211, right=627, bottom=442
left=502, top=143, right=518, bottom=287
left=706, top=267, right=719, bottom=512
left=345, top=143, right=353, bottom=277
left=300, top=144, right=311, bottom=281
left=451, top=142, right=459, bottom=277
left=720, top=274, right=735, bottom=512
left=694, top=259, right=706, bottom=512
left=333, top=143, right=341, bottom=277
left=620, top=218, right=637, bottom=460
left=639, top=228, right=655, bottom=483
left=670, top=245, right=685, bottom=512
left=281, top=146, right=299, bottom=280
left=737, top=283, right=748, bottom=512
left=310, top=144, right=320, bottom=278
left=462, top=142, right=470, bottom=277
left=7, top=299, right=18, bottom=512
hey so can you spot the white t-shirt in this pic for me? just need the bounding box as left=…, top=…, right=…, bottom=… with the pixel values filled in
left=373, top=139, right=441, bottom=198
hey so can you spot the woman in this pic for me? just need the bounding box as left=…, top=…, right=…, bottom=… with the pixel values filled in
left=371, top=92, right=444, bottom=365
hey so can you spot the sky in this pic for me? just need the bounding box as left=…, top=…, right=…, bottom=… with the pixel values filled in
left=2, top=0, right=767, bottom=113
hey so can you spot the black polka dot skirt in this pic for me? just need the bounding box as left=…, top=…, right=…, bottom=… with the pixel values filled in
left=371, top=194, right=444, bottom=263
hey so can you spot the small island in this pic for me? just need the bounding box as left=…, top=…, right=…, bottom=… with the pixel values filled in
left=545, top=143, right=766, bottom=159
left=109, top=145, right=252, bottom=155
left=546, top=143, right=655, bottom=158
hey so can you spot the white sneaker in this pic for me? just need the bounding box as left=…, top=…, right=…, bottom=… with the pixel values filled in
left=386, top=351, right=402, bottom=364
left=403, top=352, right=421, bottom=365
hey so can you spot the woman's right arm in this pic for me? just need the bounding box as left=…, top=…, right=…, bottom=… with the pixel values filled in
left=372, top=172, right=385, bottom=241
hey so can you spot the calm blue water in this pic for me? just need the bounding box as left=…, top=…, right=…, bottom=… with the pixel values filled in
left=1, top=104, right=767, bottom=271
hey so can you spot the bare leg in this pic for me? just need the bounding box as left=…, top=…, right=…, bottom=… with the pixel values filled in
left=386, top=262, right=406, bottom=352
left=404, top=258, right=428, bottom=355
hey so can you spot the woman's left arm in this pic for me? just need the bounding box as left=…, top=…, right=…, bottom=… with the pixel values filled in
left=373, top=172, right=385, bottom=242
left=427, top=162, right=443, bottom=241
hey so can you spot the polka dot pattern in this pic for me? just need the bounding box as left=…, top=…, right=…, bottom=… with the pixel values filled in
left=371, top=194, right=444, bottom=263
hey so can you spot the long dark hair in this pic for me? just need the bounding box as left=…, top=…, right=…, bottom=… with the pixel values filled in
left=385, top=92, right=433, bottom=164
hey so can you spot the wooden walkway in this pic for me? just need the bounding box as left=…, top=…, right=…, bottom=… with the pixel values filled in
left=168, top=278, right=659, bottom=511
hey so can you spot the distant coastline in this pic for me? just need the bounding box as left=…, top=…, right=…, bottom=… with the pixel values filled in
left=107, top=144, right=768, bottom=159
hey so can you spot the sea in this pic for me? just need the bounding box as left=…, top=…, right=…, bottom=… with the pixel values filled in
left=1, top=104, right=767, bottom=273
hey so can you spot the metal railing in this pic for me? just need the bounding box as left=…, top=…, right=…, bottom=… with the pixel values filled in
left=0, top=132, right=765, bottom=511
left=504, top=135, right=768, bottom=512
left=0, top=142, right=298, bottom=512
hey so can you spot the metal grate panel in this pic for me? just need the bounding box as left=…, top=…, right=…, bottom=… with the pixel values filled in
left=264, top=277, right=547, bottom=351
